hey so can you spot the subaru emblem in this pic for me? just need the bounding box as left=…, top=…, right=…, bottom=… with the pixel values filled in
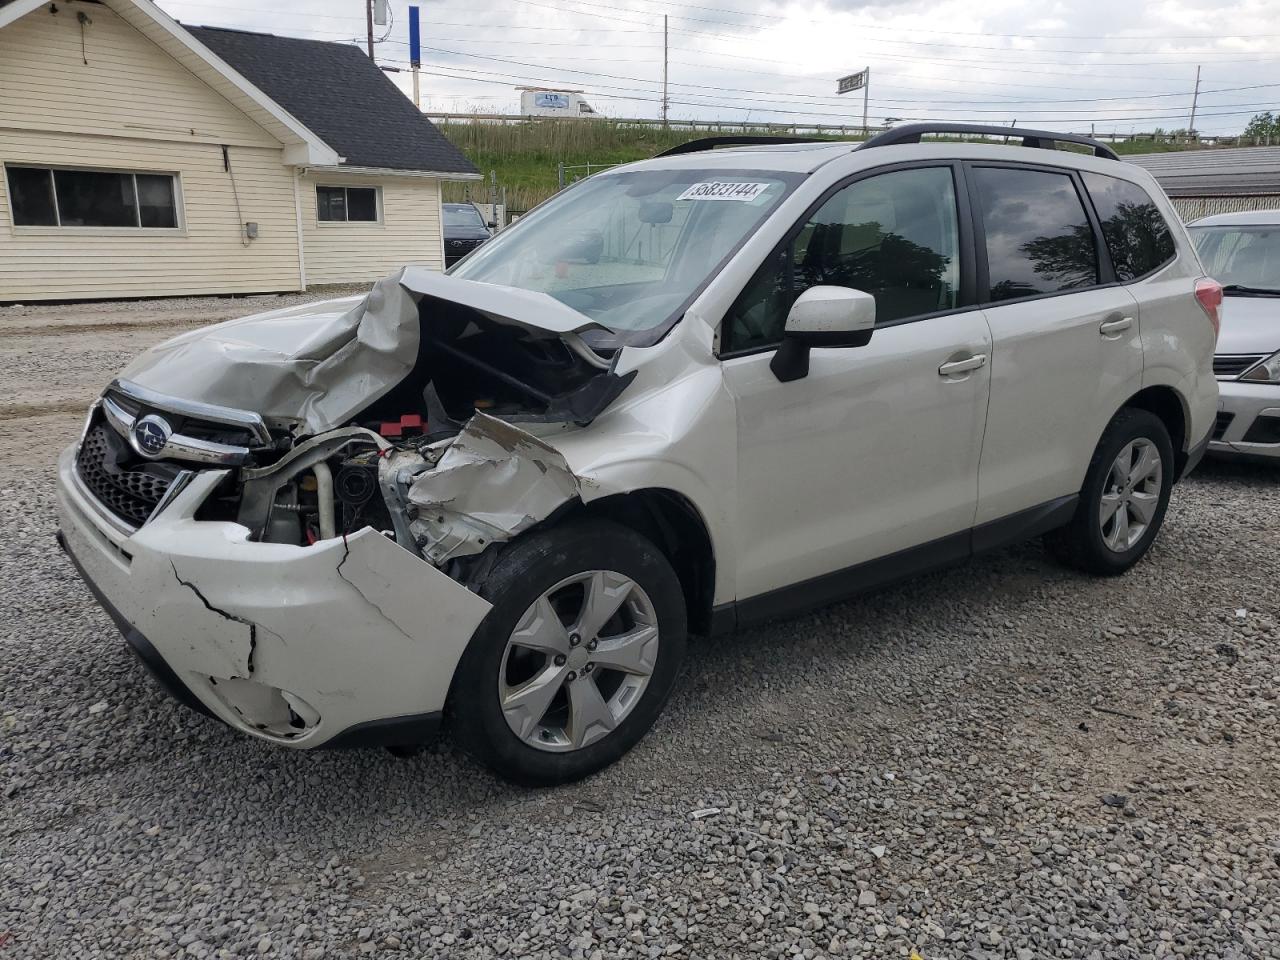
left=133, top=414, right=172, bottom=458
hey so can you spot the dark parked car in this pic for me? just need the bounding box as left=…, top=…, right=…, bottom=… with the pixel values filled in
left=443, top=202, right=494, bottom=267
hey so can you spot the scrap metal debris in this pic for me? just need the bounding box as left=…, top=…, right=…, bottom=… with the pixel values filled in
left=402, top=412, right=581, bottom=565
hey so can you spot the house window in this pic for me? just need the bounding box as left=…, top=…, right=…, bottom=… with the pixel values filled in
left=317, top=186, right=379, bottom=223
left=5, top=166, right=179, bottom=228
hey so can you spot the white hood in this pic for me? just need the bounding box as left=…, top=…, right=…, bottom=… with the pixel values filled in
left=116, top=267, right=608, bottom=435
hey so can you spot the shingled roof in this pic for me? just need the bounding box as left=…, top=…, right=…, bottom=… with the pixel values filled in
left=1127, top=147, right=1280, bottom=198
left=187, top=25, right=478, bottom=176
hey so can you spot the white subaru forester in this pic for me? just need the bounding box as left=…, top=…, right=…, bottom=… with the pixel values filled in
left=57, top=124, right=1219, bottom=785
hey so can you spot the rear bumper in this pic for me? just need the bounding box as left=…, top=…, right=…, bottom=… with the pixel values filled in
left=55, top=444, right=491, bottom=749
left=1210, top=382, right=1280, bottom=460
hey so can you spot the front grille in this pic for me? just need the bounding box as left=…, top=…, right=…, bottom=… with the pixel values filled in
left=1213, top=354, right=1265, bottom=378
left=1212, top=412, right=1235, bottom=441
left=445, top=238, right=486, bottom=264
left=75, top=424, right=174, bottom=527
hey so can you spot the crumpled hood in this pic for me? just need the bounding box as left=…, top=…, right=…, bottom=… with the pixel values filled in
left=1217, top=294, right=1280, bottom=355
left=116, top=266, right=607, bottom=435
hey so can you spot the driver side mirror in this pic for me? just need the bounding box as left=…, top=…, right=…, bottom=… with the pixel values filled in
left=770, top=286, right=876, bottom=382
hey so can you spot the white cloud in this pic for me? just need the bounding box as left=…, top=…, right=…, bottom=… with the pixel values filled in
left=157, top=0, right=1280, bottom=134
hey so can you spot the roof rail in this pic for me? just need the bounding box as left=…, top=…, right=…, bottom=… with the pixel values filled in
left=858, top=122, right=1120, bottom=160
left=656, top=135, right=828, bottom=157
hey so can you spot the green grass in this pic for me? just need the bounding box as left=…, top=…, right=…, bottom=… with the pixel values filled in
left=437, top=119, right=1211, bottom=213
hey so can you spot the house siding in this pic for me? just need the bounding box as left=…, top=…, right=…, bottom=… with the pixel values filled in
left=301, top=172, right=444, bottom=286
left=0, top=1, right=302, bottom=300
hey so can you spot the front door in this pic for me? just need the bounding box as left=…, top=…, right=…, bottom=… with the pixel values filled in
left=720, top=164, right=993, bottom=605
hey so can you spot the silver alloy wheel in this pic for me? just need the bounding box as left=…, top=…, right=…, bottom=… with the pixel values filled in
left=498, top=570, right=659, bottom=753
left=1099, top=438, right=1162, bottom=553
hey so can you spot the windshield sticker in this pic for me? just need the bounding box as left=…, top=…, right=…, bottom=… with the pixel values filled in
left=676, top=181, right=771, bottom=202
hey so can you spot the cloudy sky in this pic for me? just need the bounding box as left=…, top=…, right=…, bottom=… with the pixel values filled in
left=155, top=0, right=1280, bottom=136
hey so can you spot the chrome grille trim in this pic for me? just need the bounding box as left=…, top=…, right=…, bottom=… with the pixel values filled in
left=102, top=394, right=251, bottom=466
left=111, top=378, right=272, bottom=446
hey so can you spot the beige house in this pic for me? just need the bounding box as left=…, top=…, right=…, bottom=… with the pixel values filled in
left=0, top=0, right=479, bottom=302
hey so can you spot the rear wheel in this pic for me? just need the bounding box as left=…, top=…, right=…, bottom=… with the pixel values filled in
left=451, top=520, right=686, bottom=786
left=1046, top=408, right=1174, bottom=576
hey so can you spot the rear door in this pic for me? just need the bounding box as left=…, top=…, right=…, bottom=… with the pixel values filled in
left=968, top=163, right=1145, bottom=526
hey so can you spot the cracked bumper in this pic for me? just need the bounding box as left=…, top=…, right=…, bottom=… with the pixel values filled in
left=55, top=445, right=492, bottom=749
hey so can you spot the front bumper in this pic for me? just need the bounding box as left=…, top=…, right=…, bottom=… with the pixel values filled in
left=55, top=445, right=492, bottom=749
left=1210, top=381, right=1280, bottom=460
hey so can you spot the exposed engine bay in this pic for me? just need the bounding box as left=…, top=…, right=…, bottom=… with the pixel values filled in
left=99, top=269, right=632, bottom=573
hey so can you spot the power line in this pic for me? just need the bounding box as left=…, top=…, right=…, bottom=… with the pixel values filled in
left=557, top=0, right=1280, bottom=42
left=419, top=43, right=1280, bottom=116
left=399, top=56, right=1278, bottom=124
left=512, top=0, right=1280, bottom=59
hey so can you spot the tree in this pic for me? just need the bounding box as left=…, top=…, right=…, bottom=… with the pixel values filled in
left=1244, top=112, right=1280, bottom=140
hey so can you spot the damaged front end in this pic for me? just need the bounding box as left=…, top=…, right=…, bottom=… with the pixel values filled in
left=59, top=269, right=633, bottom=746
left=152, top=268, right=626, bottom=566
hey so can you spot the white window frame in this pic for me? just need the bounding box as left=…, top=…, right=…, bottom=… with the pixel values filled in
left=315, top=184, right=383, bottom=225
left=2, top=163, right=186, bottom=236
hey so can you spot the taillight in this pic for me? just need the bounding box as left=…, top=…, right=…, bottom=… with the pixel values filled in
left=1195, top=278, right=1223, bottom=342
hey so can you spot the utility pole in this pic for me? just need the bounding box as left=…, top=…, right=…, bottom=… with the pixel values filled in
left=661, top=15, right=669, bottom=126
left=365, top=0, right=375, bottom=58
left=1188, top=64, right=1201, bottom=136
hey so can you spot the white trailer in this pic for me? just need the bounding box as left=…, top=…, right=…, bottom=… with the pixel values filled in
left=518, top=88, right=598, bottom=119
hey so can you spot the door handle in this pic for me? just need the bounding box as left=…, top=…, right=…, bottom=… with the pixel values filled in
left=938, top=353, right=988, bottom=377
left=1099, top=316, right=1133, bottom=336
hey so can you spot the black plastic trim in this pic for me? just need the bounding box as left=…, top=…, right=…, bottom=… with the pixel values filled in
left=710, top=493, right=1079, bottom=633
left=1182, top=426, right=1212, bottom=478
left=735, top=531, right=971, bottom=628
left=970, top=494, right=1078, bottom=555
left=859, top=123, right=1120, bottom=160
left=56, top=530, right=216, bottom=719
left=320, top=711, right=443, bottom=750
left=656, top=136, right=828, bottom=157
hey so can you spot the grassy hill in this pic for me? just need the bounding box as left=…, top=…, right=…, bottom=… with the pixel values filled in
left=437, top=119, right=1202, bottom=214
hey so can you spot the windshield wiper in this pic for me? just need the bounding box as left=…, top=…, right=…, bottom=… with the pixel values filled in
left=1221, top=283, right=1280, bottom=297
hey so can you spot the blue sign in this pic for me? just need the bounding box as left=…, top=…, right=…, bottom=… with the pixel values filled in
left=535, top=92, right=570, bottom=110
left=409, top=6, right=421, bottom=68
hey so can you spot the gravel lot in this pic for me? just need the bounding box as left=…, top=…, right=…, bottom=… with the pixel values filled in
left=2, top=295, right=1279, bottom=960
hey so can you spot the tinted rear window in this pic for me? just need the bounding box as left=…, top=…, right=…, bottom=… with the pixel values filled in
left=1083, top=172, right=1176, bottom=281
left=974, top=166, right=1099, bottom=302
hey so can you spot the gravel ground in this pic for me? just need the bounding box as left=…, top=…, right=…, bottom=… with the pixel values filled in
left=2, top=297, right=1279, bottom=959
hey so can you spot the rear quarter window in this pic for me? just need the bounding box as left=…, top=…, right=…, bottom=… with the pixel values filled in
left=1082, top=173, right=1176, bottom=281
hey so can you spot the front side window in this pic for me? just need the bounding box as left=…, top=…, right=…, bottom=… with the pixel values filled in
left=5, top=166, right=178, bottom=228
left=1190, top=225, right=1280, bottom=292
left=451, top=168, right=798, bottom=345
left=1083, top=172, right=1176, bottom=280
left=317, top=185, right=379, bottom=223
left=975, top=166, right=1098, bottom=302
left=723, top=166, right=961, bottom=353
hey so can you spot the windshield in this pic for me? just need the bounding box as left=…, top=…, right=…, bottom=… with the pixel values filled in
left=450, top=168, right=799, bottom=345
left=444, top=204, right=487, bottom=229
left=1190, top=225, right=1280, bottom=293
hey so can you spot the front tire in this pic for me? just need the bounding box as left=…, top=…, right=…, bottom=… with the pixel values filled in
left=1046, top=408, right=1175, bottom=576
left=451, top=519, right=687, bottom=786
